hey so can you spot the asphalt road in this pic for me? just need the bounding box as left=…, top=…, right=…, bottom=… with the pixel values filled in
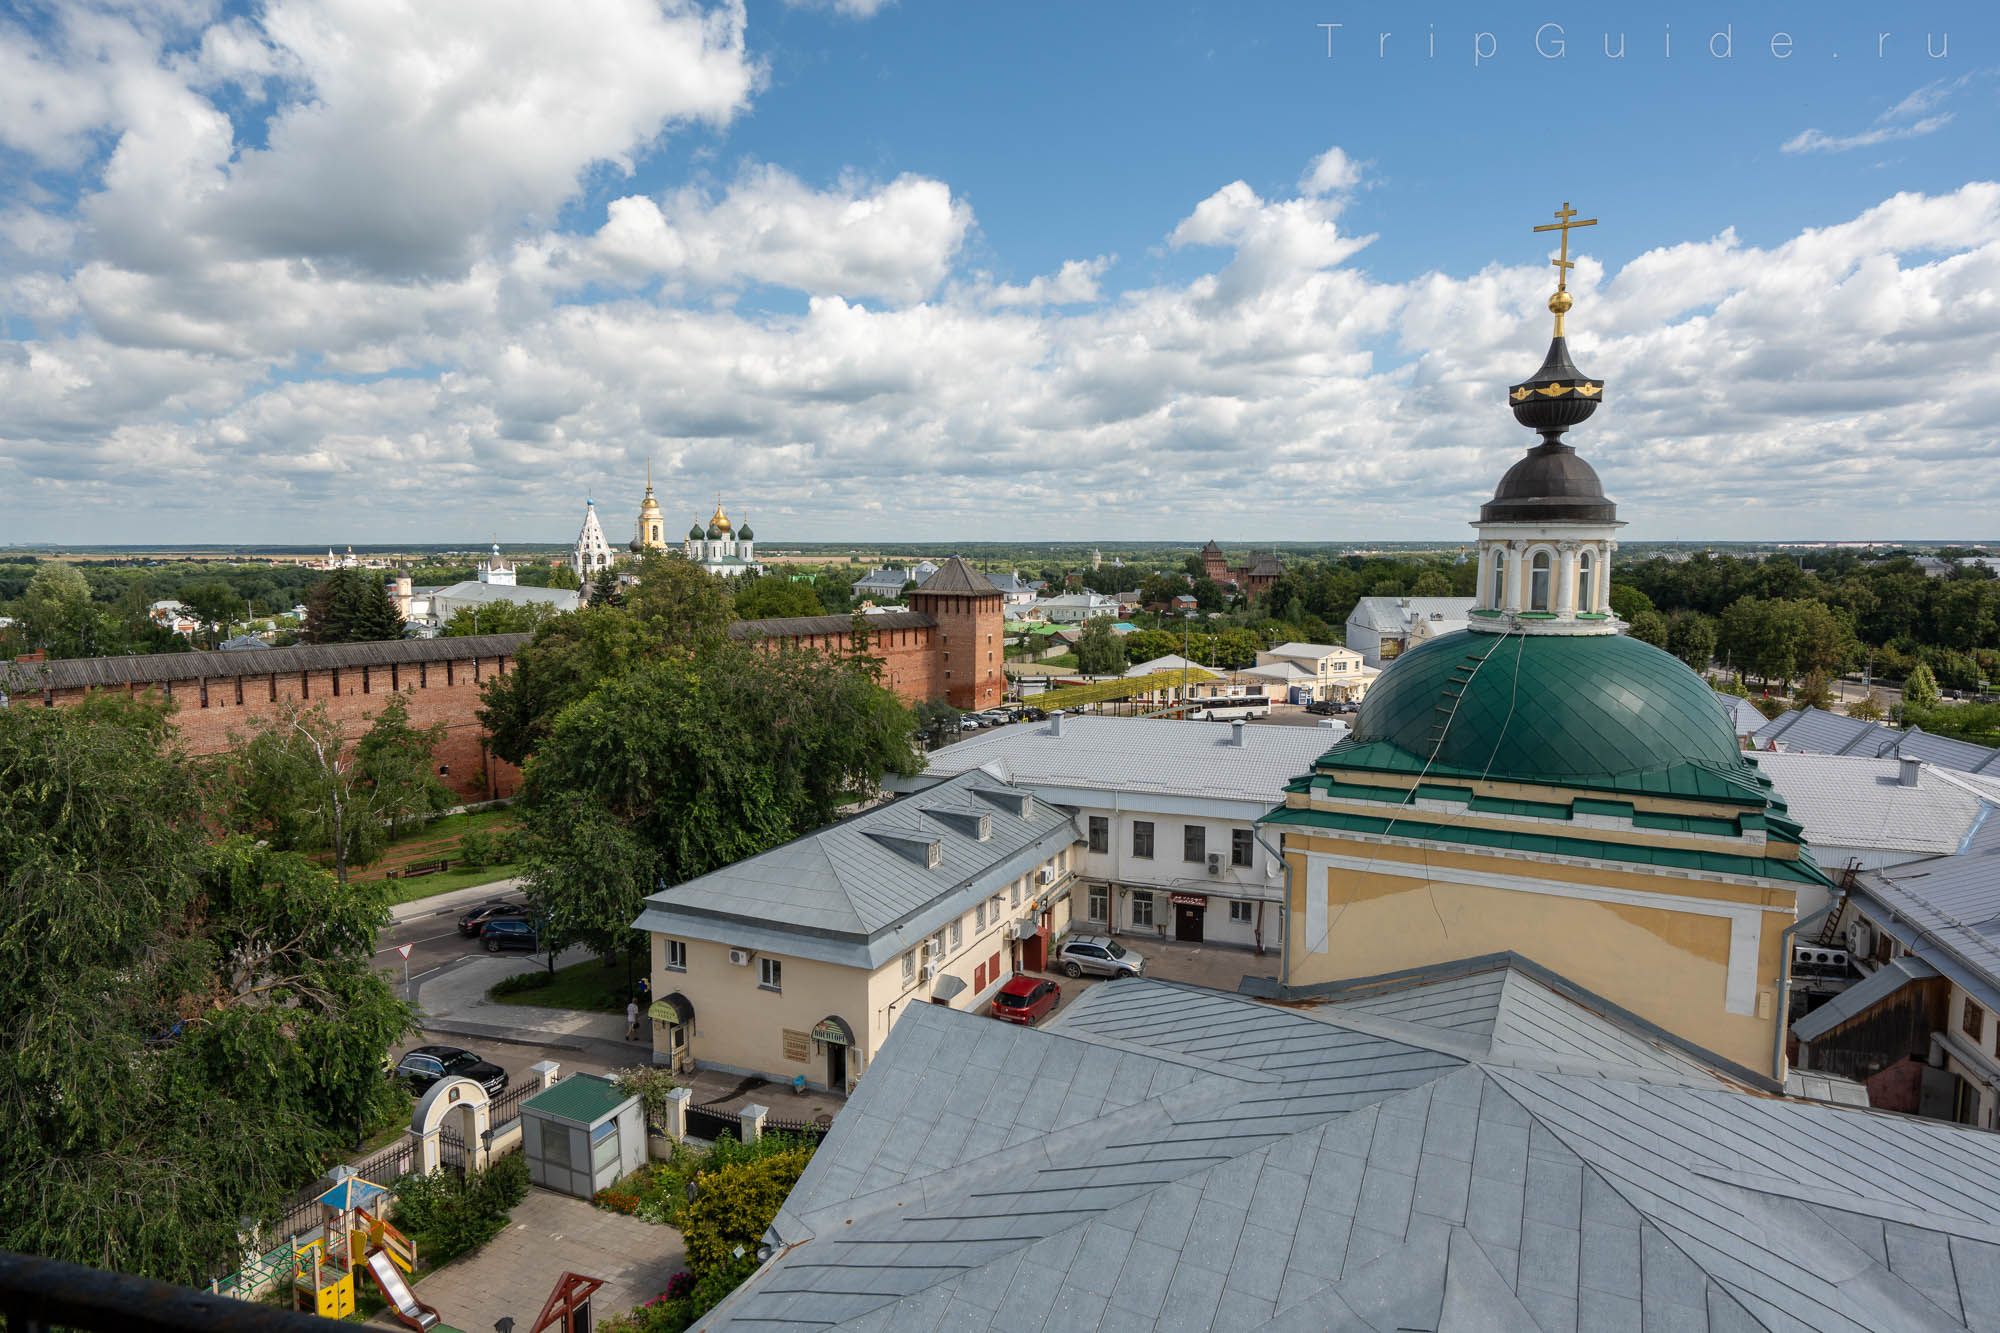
left=396, top=1028, right=628, bottom=1085
left=372, top=888, right=526, bottom=994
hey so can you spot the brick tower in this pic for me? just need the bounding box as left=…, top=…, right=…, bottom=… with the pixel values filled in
left=907, top=556, right=1006, bottom=711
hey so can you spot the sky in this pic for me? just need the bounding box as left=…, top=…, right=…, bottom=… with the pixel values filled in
left=1, top=1, right=1997, bottom=547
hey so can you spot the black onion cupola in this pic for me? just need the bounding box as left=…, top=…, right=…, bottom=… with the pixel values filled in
left=1469, top=202, right=1624, bottom=636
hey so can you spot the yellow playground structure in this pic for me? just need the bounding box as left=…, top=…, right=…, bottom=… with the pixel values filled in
left=290, top=1174, right=427, bottom=1323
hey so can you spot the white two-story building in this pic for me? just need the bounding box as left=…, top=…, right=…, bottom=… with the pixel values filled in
left=897, top=713, right=1334, bottom=955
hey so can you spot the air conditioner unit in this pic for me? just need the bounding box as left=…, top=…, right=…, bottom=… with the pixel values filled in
left=1207, top=853, right=1222, bottom=876
left=922, top=939, right=943, bottom=959
left=727, top=948, right=753, bottom=967
left=1846, top=920, right=1876, bottom=959
left=920, top=962, right=938, bottom=981
left=1036, top=867, right=1055, bottom=885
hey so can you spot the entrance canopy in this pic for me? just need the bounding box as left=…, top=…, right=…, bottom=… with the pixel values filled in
left=650, top=992, right=694, bottom=1025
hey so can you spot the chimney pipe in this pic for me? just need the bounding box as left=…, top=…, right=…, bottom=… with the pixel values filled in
left=1050, top=710, right=1064, bottom=737
left=1899, top=757, right=1921, bottom=787
left=1230, top=720, right=1246, bottom=748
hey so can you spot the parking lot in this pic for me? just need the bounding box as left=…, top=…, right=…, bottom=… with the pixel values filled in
left=1012, top=934, right=1281, bottom=1026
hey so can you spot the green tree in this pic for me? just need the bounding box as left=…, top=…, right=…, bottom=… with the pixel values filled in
left=589, top=566, right=623, bottom=607
left=735, top=574, right=824, bottom=620
left=182, top=581, right=243, bottom=647
left=1718, top=597, right=1799, bottom=690
left=18, top=562, right=96, bottom=657
left=1609, top=583, right=1656, bottom=622
left=519, top=642, right=921, bottom=958
left=1122, top=628, right=1179, bottom=664
left=353, top=694, right=456, bottom=840
left=441, top=600, right=560, bottom=636
left=1410, top=570, right=1454, bottom=597
left=226, top=702, right=387, bottom=884
left=1848, top=691, right=1887, bottom=722
left=350, top=575, right=407, bottom=641
left=477, top=607, right=662, bottom=765
left=1664, top=610, right=1719, bottom=671
left=1903, top=661, right=1941, bottom=709
left=1627, top=610, right=1669, bottom=649
left=547, top=564, right=582, bottom=591
left=1075, top=617, right=1129, bottom=675
left=303, top=569, right=368, bottom=643
left=679, top=1147, right=813, bottom=1279
left=626, top=551, right=736, bottom=648
left=1213, top=626, right=1262, bottom=670
left=0, top=698, right=408, bottom=1286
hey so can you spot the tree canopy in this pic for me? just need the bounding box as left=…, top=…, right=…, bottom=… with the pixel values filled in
left=0, top=697, right=407, bottom=1286
left=734, top=573, right=825, bottom=620
left=1074, top=617, right=1128, bottom=675
left=304, top=569, right=405, bottom=643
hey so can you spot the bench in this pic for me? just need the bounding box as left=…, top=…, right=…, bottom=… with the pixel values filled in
left=387, top=859, right=451, bottom=880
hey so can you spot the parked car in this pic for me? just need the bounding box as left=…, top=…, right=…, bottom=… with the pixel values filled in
left=990, top=974, right=1062, bottom=1025
left=1054, top=935, right=1144, bottom=979
left=394, top=1044, right=508, bottom=1097
left=458, top=898, right=529, bottom=937
left=959, top=716, right=983, bottom=732
left=481, top=918, right=541, bottom=953
left=1304, top=700, right=1340, bottom=716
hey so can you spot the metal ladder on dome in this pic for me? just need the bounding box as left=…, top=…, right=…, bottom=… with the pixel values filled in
left=1425, top=651, right=1492, bottom=755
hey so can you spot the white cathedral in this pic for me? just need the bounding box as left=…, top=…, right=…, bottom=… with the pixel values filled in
left=570, top=472, right=763, bottom=585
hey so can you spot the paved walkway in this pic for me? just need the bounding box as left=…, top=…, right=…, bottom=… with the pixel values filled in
left=373, top=1188, right=682, bottom=1330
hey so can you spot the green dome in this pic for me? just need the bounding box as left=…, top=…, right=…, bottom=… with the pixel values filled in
left=689, top=524, right=705, bottom=541
left=1350, top=630, right=1745, bottom=784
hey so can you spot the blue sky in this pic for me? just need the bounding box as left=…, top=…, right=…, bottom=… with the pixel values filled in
left=1, top=0, right=1996, bottom=546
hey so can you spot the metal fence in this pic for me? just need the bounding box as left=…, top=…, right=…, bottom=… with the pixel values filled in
left=437, top=1126, right=468, bottom=1173
left=489, top=1080, right=538, bottom=1131
left=761, top=1113, right=829, bottom=1144
left=684, top=1102, right=741, bottom=1142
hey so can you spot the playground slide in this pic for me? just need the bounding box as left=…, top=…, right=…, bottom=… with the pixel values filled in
left=363, top=1248, right=442, bottom=1332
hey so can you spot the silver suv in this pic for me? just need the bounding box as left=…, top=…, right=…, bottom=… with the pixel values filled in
left=1055, top=935, right=1143, bottom=979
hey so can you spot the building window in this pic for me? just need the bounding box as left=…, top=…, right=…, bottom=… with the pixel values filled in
left=666, top=940, right=687, bottom=972
left=990, top=894, right=1004, bottom=920
left=1133, top=821, right=1154, bottom=858
left=1011, top=880, right=1023, bottom=907
left=950, top=916, right=963, bottom=951
left=1088, top=816, right=1109, bottom=854
left=1578, top=550, right=1596, bottom=612
left=1132, top=893, right=1156, bottom=929
left=975, top=901, right=986, bottom=931
left=1530, top=551, right=1552, bottom=612
left=1229, top=900, right=1254, bottom=924
left=1966, top=999, right=1986, bottom=1044
left=759, top=958, right=782, bottom=992
left=1087, top=886, right=1108, bottom=922
left=1183, top=825, right=1206, bottom=863
left=1489, top=552, right=1506, bottom=608
left=1231, top=828, right=1254, bottom=868
left=902, top=950, right=917, bottom=984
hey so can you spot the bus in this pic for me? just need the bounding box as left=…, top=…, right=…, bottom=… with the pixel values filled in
left=1187, top=692, right=1272, bottom=721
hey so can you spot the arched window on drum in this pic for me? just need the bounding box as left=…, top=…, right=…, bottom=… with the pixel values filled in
left=1529, top=551, right=1552, bottom=612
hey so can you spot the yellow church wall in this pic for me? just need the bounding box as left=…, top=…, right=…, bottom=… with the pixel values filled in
left=1284, top=831, right=1793, bottom=1077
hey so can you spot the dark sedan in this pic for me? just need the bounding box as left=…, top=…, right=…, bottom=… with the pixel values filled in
left=394, top=1045, right=508, bottom=1097
left=458, top=899, right=530, bottom=937
left=481, top=918, right=541, bottom=953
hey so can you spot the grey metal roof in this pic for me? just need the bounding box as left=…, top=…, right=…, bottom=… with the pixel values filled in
left=709, top=971, right=2000, bottom=1331
left=1718, top=694, right=1770, bottom=735
left=913, top=714, right=1333, bottom=806
left=631, top=769, right=1078, bottom=970
left=1263, top=642, right=1344, bottom=659
left=0, top=632, right=530, bottom=692
left=1846, top=814, right=2000, bottom=1019
left=1345, top=596, right=1477, bottom=634
left=1756, top=707, right=2000, bottom=775
left=1756, top=752, right=2000, bottom=859
left=426, top=581, right=579, bottom=615
left=1792, top=955, right=1941, bottom=1042
left=731, top=610, right=934, bottom=640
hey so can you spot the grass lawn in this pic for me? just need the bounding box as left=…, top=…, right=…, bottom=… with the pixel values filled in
left=378, top=863, right=523, bottom=906
left=486, top=955, right=633, bottom=1013
left=1041, top=651, right=1079, bottom=669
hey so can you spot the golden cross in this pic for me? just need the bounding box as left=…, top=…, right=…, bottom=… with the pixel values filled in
left=1532, top=202, right=1596, bottom=291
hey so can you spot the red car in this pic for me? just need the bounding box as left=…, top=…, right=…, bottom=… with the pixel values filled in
left=991, top=975, right=1061, bottom=1026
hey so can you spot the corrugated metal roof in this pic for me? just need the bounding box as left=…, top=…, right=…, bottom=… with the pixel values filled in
left=1756, top=707, right=2000, bottom=775
left=709, top=972, right=2000, bottom=1331
left=631, top=769, right=1077, bottom=969
left=1345, top=595, right=1477, bottom=633
left=0, top=632, right=530, bottom=692
left=916, top=714, right=1332, bottom=806
left=523, top=1073, right=634, bottom=1125
left=1757, top=752, right=1999, bottom=858
left=427, top=581, right=579, bottom=613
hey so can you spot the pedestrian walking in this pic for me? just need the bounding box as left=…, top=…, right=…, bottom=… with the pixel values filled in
left=626, top=998, right=641, bottom=1041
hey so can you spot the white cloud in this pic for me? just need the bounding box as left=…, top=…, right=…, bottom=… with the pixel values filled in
left=4, top=18, right=2000, bottom=546
left=584, top=166, right=972, bottom=304
left=783, top=0, right=896, bottom=17
left=982, top=258, right=1110, bottom=308
left=1782, top=75, right=1969, bottom=154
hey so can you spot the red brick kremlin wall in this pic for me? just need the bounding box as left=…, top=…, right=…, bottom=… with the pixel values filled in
left=4, top=606, right=994, bottom=801
left=1, top=635, right=530, bottom=801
